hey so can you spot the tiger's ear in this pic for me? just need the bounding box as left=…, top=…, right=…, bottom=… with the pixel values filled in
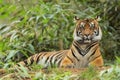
left=74, top=16, right=80, bottom=22
left=95, top=16, right=101, bottom=21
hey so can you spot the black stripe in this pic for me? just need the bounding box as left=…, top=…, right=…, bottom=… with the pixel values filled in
left=36, top=53, right=43, bottom=63
left=67, top=56, right=74, bottom=63
left=71, top=49, right=79, bottom=61
left=90, top=49, right=97, bottom=57
left=86, top=42, right=98, bottom=53
left=23, top=60, right=28, bottom=65
left=57, top=57, right=63, bottom=67
left=49, top=53, right=58, bottom=67
left=73, top=43, right=84, bottom=56
left=74, top=41, right=85, bottom=53
left=32, top=53, right=47, bottom=64
left=51, top=51, right=65, bottom=66
left=54, top=55, right=64, bottom=67
left=90, top=55, right=101, bottom=62
left=66, top=56, right=74, bottom=68
left=45, top=56, right=50, bottom=63
left=54, top=53, right=63, bottom=65
left=44, top=51, right=63, bottom=67
left=88, top=49, right=97, bottom=61
left=41, top=53, right=47, bottom=59
left=45, top=53, right=57, bottom=64
left=29, top=57, right=34, bottom=65
left=86, top=41, right=98, bottom=49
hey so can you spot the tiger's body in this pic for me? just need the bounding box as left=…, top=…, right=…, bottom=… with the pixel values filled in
left=18, top=17, right=104, bottom=68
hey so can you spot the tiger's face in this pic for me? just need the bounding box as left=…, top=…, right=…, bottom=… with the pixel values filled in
left=73, top=17, right=102, bottom=43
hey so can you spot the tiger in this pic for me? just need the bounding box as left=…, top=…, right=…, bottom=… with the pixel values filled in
left=18, top=16, right=104, bottom=68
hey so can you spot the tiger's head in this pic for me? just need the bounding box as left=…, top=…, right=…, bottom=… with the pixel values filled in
left=73, top=16, right=102, bottom=43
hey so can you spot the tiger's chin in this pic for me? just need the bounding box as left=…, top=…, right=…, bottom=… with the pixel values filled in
left=78, top=39, right=98, bottom=44
left=77, top=39, right=92, bottom=44
left=84, top=40, right=91, bottom=43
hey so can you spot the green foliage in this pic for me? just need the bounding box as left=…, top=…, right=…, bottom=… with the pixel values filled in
left=1, top=65, right=120, bottom=80
left=0, top=0, right=120, bottom=79
left=116, top=56, right=120, bottom=64
left=34, top=71, right=71, bottom=80
left=78, top=66, right=98, bottom=80
left=100, top=66, right=120, bottom=80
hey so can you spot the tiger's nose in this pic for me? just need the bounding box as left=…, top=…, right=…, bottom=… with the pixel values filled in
left=85, top=34, right=89, bottom=37
left=84, top=34, right=90, bottom=39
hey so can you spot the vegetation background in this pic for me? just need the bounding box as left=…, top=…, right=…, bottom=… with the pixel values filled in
left=0, top=0, right=120, bottom=79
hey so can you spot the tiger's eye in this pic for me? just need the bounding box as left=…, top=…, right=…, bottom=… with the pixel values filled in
left=78, top=31, right=81, bottom=35
left=94, top=30, right=98, bottom=35
left=90, top=22, right=95, bottom=28
left=80, top=22, right=84, bottom=28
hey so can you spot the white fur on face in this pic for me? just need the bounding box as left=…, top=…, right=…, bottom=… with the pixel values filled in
left=73, top=29, right=82, bottom=41
left=73, top=27, right=102, bottom=41
left=92, top=27, right=102, bottom=41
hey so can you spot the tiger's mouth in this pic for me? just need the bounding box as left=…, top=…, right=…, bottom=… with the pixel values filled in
left=77, top=38, right=92, bottom=44
left=83, top=37, right=92, bottom=43
left=84, top=39, right=91, bottom=43
left=77, top=37, right=94, bottom=44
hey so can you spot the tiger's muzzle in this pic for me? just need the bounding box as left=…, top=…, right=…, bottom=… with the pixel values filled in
left=83, top=34, right=92, bottom=43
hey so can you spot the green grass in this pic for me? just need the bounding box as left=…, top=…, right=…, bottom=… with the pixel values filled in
left=1, top=64, right=120, bottom=80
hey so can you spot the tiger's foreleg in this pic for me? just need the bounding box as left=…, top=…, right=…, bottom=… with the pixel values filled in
left=60, top=56, right=74, bottom=68
left=89, top=55, right=104, bottom=67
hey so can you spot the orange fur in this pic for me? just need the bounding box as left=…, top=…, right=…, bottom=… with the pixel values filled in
left=60, top=56, right=74, bottom=68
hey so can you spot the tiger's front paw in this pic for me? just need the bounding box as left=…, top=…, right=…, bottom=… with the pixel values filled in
left=60, top=57, right=74, bottom=68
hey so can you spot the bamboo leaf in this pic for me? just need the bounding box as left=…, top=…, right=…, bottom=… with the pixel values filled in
left=5, top=50, right=18, bottom=61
